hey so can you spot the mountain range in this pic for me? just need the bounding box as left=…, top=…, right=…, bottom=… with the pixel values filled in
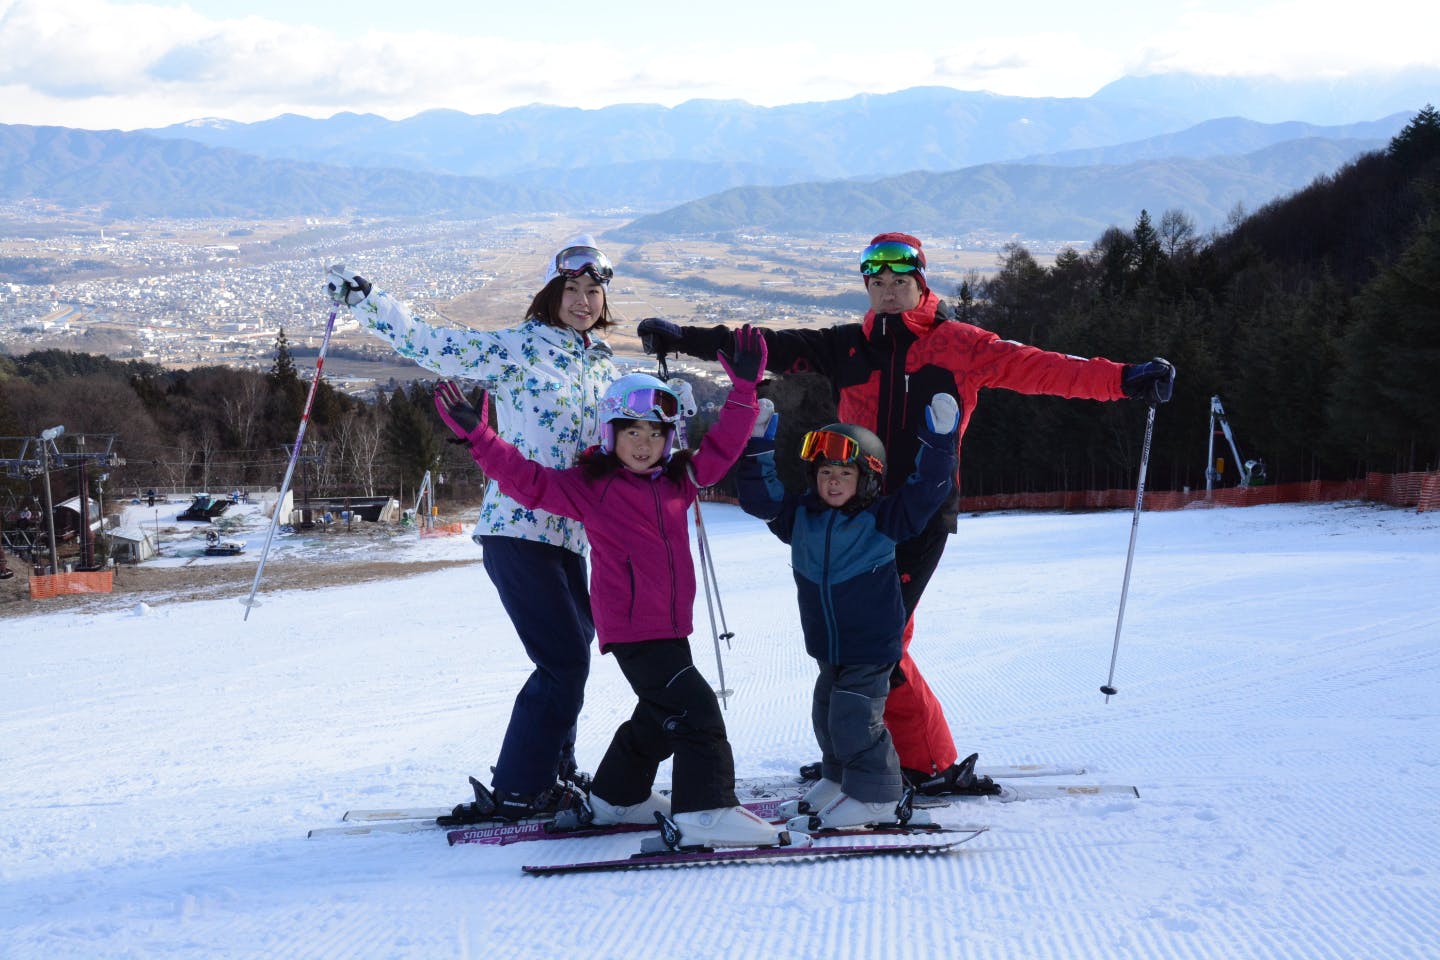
left=2, top=71, right=1430, bottom=240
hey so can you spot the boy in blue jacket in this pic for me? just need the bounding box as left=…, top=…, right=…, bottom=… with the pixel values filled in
left=737, top=394, right=959, bottom=830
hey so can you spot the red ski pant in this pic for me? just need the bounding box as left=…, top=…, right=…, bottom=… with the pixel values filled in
left=884, top=614, right=958, bottom=774
left=883, top=515, right=959, bottom=775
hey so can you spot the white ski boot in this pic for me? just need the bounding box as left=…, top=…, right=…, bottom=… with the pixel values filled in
left=776, top=777, right=842, bottom=819
left=588, top=791, right=672, bottom=826
left=672, top=805, right=800, bottom=848
left=787, top=793, right=933, bottom=832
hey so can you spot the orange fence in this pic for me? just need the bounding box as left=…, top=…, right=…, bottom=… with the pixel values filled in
left=29, top=570, right=115, bottom=599
left=420, top=522, right=467, bottom=538
left=957, top=471, right=1440, bottom=513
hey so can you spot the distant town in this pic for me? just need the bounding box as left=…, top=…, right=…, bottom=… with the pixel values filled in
left=0, top=206, right=1062, bottom=399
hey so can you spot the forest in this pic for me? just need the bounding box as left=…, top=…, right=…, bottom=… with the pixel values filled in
left=1, top=107, right=1437, bottom=513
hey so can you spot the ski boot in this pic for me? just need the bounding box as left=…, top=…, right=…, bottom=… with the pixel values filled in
left=776, top=777, right=841, bottom=819
left=903, top=752, right=1000, bottom=797
left=437, top=775, right=575, bottom=827
left=649, top=805, right=803, bottom=851
left=788, top=788, right=933, bottom=832
left=588, top=791, right=672, bottom=827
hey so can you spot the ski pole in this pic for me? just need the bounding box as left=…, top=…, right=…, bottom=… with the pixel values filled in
left=241, top=304, right=339, bottom=619
left=1101, top=402, right=1156, bottom=702
left=692, top=499, right=735, bottom=707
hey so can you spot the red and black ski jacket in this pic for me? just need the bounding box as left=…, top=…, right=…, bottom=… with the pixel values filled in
left=674, top=291, right=1127, bottom=528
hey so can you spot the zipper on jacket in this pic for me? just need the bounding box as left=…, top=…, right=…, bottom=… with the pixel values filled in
left=651, top=481, right=680, bottom=635
left=820, top=511, right=841, bottom=662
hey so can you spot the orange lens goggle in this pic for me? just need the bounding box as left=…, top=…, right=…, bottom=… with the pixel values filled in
left=799, top=429, right=883, bottom=475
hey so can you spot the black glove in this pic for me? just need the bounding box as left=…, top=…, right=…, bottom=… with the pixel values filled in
left=1122, top=357, right=1176, bottom=404
left=717, top=324, right=767, bottom=385
left=434, top=380, right=487, bottom=439
left=326, top=265, right=371, bottom=306
left=637, top=317, right=683, bottom=356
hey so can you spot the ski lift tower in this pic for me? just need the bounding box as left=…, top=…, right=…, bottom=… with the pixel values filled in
left=1206, top=395, right=1257, bottom=497
left=0, top=428, right=124, bottom=572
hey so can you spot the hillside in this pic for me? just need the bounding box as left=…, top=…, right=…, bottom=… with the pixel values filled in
left=611, top=137, right=1385, bottom=239
left=0, top=124, right=574, bottom=218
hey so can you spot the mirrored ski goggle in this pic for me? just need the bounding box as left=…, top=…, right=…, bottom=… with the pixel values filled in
left=554, top=245, right=614, bottom=283
left=799, top=429, right=884, bottom=474
left=604, top=387, right=681, bottom=423
left=859, top=240, right=924, bottom=277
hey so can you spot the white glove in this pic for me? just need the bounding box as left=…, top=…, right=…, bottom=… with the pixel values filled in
left=666, top=378, right=698, bottom=419
left=751, top=398, right=777, bottom=438
left=325, top=264, right=371, bottom=306
left=926, top=393, right=959, bottom=434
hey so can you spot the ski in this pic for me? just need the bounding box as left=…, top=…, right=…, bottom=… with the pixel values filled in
left=337, top=763, right=1089, bottom=823
left=445, top=796, right=795, bottom=847
left=988, top=783, right=1139, bottom=803
left=323, top=778, right=1132, bottom=837
left=316, top=795, right=797, bottom=841
left=342, top=807, right=451, bottom=823
left=522, top=829, right=986, bottom=876
left=446, top=807, right=965, bottom=848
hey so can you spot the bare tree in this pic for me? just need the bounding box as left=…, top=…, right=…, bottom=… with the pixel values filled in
left=220, top=376, right=266, bottom=464
left=339, top=410, right=384, bottom=497
left=1158, top=208, right=1198, bottom=259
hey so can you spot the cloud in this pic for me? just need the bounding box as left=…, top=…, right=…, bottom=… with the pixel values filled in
left=1, top=0, right=1436, bottom=131
left=1127, top=1, right=1440, bottom=77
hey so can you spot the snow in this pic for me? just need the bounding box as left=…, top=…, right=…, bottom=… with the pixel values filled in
left=3, top=500, right=1439, bottom=959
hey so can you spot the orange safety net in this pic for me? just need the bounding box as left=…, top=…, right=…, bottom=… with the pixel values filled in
left=29, top=570, right=115, bottom=599
left=420, top=522, right=466, bottom=538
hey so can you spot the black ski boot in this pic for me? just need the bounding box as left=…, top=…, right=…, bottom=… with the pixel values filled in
left=798, top=761, right=822, bottom=782
left=437, top=776, right=573, bottom=827
left=437, top=776, right=500, bottom=827
left=903, top=752, right=1001, bottom=797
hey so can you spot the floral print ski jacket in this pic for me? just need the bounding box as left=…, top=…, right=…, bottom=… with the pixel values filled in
left=351, top=289, right=617, bottom=555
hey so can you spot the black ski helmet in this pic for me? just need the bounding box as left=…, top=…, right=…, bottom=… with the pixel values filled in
left=801, top=422, right=887, bottom=506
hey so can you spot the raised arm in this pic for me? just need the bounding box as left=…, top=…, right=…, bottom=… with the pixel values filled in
left=327, top=265, right=515, bottom=381
left=433, top=381, right=593, bottom=520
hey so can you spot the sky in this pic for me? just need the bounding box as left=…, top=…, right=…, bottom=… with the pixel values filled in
left=0, top=0, right=1436, bottom=131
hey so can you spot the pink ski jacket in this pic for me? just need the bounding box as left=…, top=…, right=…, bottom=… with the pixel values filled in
left=462, top=382, right=759, bottom=651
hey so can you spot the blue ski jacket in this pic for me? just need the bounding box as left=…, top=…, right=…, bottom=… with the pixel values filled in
left=737, top=422, right=955, bottom=665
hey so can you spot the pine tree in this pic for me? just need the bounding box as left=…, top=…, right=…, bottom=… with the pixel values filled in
left=383, top=387, right=441, bottom=496
left=1388, top=104, right=1440, bottom=168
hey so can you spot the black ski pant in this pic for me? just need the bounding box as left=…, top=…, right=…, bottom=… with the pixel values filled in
left=589, top=638, right=738, bottom=815
left=481, top=536, right=594, bottom=798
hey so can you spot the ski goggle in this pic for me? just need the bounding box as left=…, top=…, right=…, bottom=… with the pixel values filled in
left=799, top=429, right=884, bottom=475
left=603, top=386, right=681, bottom=423
left=553, top=245, right=614, bottom=284
left=859, top=240, right=924, bottom=277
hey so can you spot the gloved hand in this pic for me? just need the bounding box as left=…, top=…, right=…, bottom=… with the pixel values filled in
left=434, top=380, right=489, bottom=441
left=637, top=317, right=683, bottom=356
left=326, top=264, right=371, bottom=306
left=717, top=324, right=767, bottom=386
left=1122, top=357, right=1176, bottom=404
left=750, top=398, right=778, bottom=439
left=925, top=393, right=960, bottom=434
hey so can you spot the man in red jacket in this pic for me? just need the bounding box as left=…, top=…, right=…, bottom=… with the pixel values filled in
left=639, top=232, right=1174, bottom=793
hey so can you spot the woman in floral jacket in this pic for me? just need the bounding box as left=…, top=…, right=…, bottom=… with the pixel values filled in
left=326, top=236, right=619, bottom=824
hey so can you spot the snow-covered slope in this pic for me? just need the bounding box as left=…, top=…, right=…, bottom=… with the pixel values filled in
left=3, top=502, right=1438, bottom=958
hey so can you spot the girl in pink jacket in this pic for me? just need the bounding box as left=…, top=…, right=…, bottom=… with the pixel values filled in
left=435, top=327, right=799, bottom=850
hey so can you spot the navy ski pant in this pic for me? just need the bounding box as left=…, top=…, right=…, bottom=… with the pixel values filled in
left=589, top=638, right=738, bottom=815
left=813, top=660, right=903, bottom=803
left=480, top=536, right=594, bottom=798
